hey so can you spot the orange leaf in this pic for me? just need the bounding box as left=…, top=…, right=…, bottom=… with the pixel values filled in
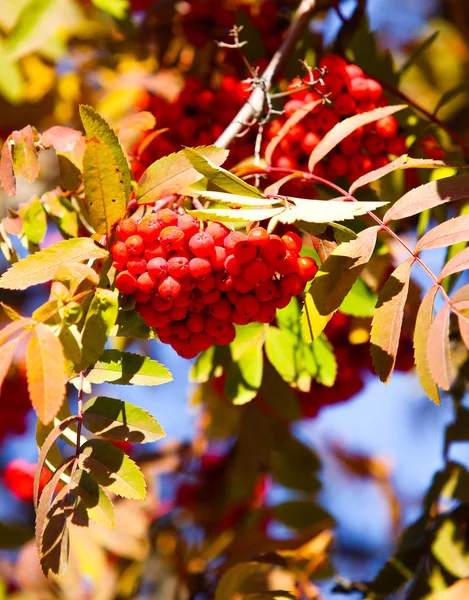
left=439, top=246, right=469, bottom=281
left=457, top=313, right=469, bottom=350
left=265, top=99, right=322, bottom=166
left=0, top=317, right=34, bottom=346
left=427, top=304, right=453, bottom=391
left=371, top=258, right=414, bottom=383
left=415, top=215, right=469, bottom=253
left=308, top=105, right=406, bottom=171
left=0, top=138, right=15, bottom=197
left=413, top=285, right=440, bottom=404
left=26, top=324, right=65, bottom=424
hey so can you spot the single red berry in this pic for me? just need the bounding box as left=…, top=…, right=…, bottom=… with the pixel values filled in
left=349, top=77, right=370, bottom=101
left=328, top=153, right=349, bottom=178
left=317, top=107, right=340, bottom=132
left=386, top=135, right=407, bottom=156
left=125, top=235, right=144, bottom=255
left=151, top=295, right=173, bottom=312
left=243, top=257, right=273, bottom=285
left=111, top=241, right=129, bottom=263
left=345, top=64, right=364, bottom=79
left=301, top=131, right=321, bottom=154
left=113, top=261, right=124, bottom=272
left=349, top=154, right=373, bottom=178
left=188, top=297, right=206, bottom=313
left=187, top=313, right=205, bottom=333
left=276, top=250, right=299, bottom=275
left=151, top=311, right=172, bottom=328
left=170, top=306, right=188, bottom=321
left=134, top=289, right=152, bottom=304
left=287, top=123, right=305, bottom=143
left=160, top=226, right=185, bottom=251
left=206, top=221, right=229, bottom=245
left=180, top=275, right=197, bottom=291
left=247, top=227, right=269, bottom=246
left=232, top=275, right=255, bottom=294
left=173, top=322, right=190, bottom=339
left=237, top=294, right=260, bottom=318
left=209, top=297, right=232, bottom=320
left=137, top=214, right=162, bottom=242
left=224, top=231, right=246, bottom=255
left=232, top=310, right=250, bottom=325
left=215, top=272, right=233, bottom=292
left=144, top=241, right=165, bottom=261
left=340, top=135, right=362, bottom=156
left=200, top=289, right=221, bottom=304
left=197, top=275, right=215, bottom=293
left=282, top=232, right=302, bottom=255
left=297, top=256, right=318, bottom=282
left=216, top=323, right=236, bottom=345
left=255, top=301, right=277, bottom=323
left=137, top=304, right=166, bottom=328
left=147, top=257, right=168, bottom=280
left=281, top=273, right=306, bottom=296
left=167, top=256, right=190, bottom=279
left=205, top=315, right=229, bottom=338
left=225, top=254, right=243, bottom=276
left=366, top=79, right=383, bottom=102
left=127, top=258, right=147, bottom=276
left=210, top=246, right=227, bottom=271
left=178, top=214, right=200, bottom=241
left=319, top=54, right=347, bottom=76
left=364, top=133, right=386, bottom=155
left=115, top=271, right=138, bottom=295
left=137, top=272, right=157, bottom=293
left=275, top=155, right=299, bottom=170
left=323, top=74, right=344, bottom=99
left=335, top=93, right=356, bottom=116
left=158, top=276, right=181, bottom=301
left=174, top=290, right=194, bottom=307
left=233, top=239, right=257, bottom=264
left=254, top=280, right=277, bottom=302
left=375, top=116, right=399, bottom=139
left=168, top=247, right=191, bottom=261
left=116, top=218, right=137, bottom=241
left=371, top=154, right=390, bottom=169
left=260, top=235, right=287, bottom=267
left=276, top=294, right=291, bottom=309
left=189, top=231, right=216, bottom=258
left=284, top=99, right=304, bottom=118
left=156, top=208, right=178, bottom=228
left=227, top=290, right=241, bottom=305
left=189, top=257, right=212, bottom=279
left=190, top=332, right=215, bottom=352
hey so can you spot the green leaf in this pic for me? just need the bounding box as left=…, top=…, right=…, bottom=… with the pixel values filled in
left=276, top=297, right=301, bottom=334
left=39, top=488, right=72, bottom=577
left=71, top=470, right=115, bottom=528
left=190, top=345, right=230, bottom=383
left=414, top=285, right=440, bottom=404
left=79, top=439, right=146, bottom=500
left=7, top=0, right=55, bottom=59
left=226, top=343, right=264, bottom=406
left=0, top=237, right=108, bottom=290
left=339, top=278, right=377, bottom=317
left=86, top=349, right=172, bottom=386
left=0, top=42, right=25, bottom=104
left=371, top=258, right=414, bottom=384
left=82, top=138, right=127, bottom=235
left=112, top=309, right=152, bottom=339
left=273, top=501, right=334, bottom=531
left=432, top=519, right=469, bottom=578
left=19, top=196, right=47, bottom=245
left=265, top=327, right=297, bottom=383
left=43, top=194, right=80, bottom=238
left=91, top=0, right=129, bottom=19
left=312, top=335, right=337, bottom=387
left=188, top=206, right=285, bottom=224
left=434, top=82, right=468, bottom=116
left=80, top=289, right=118, bottom=371
left=137, top=146, right=228, bottom=204
left=301, top=292, right=332, bottom=342
left=82, top=396, right=166, bottom=443
left=79, top=105, right=131, bottom=201
left=184, top=147, right=263, bottom=198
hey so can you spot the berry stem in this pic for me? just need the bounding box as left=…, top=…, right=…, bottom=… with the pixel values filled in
left=215, top=0, right=318, bottom=148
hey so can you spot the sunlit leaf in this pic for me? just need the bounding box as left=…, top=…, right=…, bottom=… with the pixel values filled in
left=432, top=519, right=469, bottom=578
left=414, top=285, right=440, bottom=404
left=265, top=327, right=297, bottom=383
left=339, top=278, right=377, bottom=317
left=80, top=439, right=146, bottom=500
left=313, top=335, right=337, bottom=387
left=308, top=105, right=406, bottom=171
left=427, top=305, right=453, bottom=391
left=87, top=349, right=172, bottom=386
left=91, top=0, right=129, bottom=19
left=137, top=146, right=228, bottom=204
left=439, top=246, right=469, bottom=281
left=12, top=125, right=39, bottom=182
left=71, top=470, right=114, bottom=528
left=82, top=396, right=166, bottom=443
left=197, top=190, right=281, bottom=207
left=7, top=0, right=55, bottom=59
left=278, top=197, right=387, bottom=224
left=80, top=289, right=118, bottom=371
left=19, top=196, right=47, bottom=245
left=0, top=139, right=16, bottom=197
left=415, top=215, right=469, bottom=252
left=41, top=126, right=82, bottom=153
left=188, top=206, right=285, bottom=224
left=0, top=238, right=108, bottom=290
left=370, top=258, right=414, bottom=383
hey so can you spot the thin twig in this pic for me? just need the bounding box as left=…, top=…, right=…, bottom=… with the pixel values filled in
left=215, top=0, right=317, bottom=149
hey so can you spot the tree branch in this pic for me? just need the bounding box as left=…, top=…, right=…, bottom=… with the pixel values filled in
left=215, top=0, right=318, bottom=149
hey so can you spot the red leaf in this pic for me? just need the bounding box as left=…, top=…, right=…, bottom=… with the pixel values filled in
left=265, top=99, right=322, bottom=166
left=370, top=257, right=414, bottom=383
left=0, top=138, right=16, bottom=197
left=427, top=304, right=453, bottom=390
left=438, top=246, right=469, bottom=281
left=12, top=126, right=39, bottom=183
left=349, top=156, right=446, bottom=195
left=308, top=105, right=406, bottom=171
left=415, top=215, right=469, bottom=253
left=26, top=324, right=66, bottom=424
left=41, top=127, right=82, bottom=153
left=383, top=174, right=469, bottom=223
left=413, top=285, right=440, bottom=404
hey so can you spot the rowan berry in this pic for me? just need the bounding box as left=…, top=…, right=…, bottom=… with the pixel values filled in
left=216, top=323, right=236, bottom=345
left=345, top=64, right=364, bottom=79
left=297, top=256, right=318, bottom=281
left=335, top=93, right=356, bottom=116
left=319, top=54, right=347, bottom=75
left=127, top=258, right=147, bottom=276
left=115, top=271, right=138, bottom=295
left=237, top=294, right=260, bottom=319
left=371, top=155, right=390, bottom=170
left=136, top=304, right=157, bottom=326
left=200, top=289, right=221, bottom=304
left=198, top=276, right=216, bottom=294
left=301, top=131, right=321, bottom=154
left=375, top=115, right=399, bottom=139
left=190, top=332, right=215, bottom=352
left=317, top=107, right=340, bottom=132
left=173, top=322, right=190, bottom=339
left=215, top=272, right=234, bottom=292
left=187, top=313, right=205, bottom=333
left=276, top=250, right=299, bottom=276
left=231, top=310, right=250, bottom=325
left=247, top=227, right=269, bottom=246
left=284, top=99, right=304, bottom=118
left=386, top=135, right=407, bottom=156
left=233, top=239, right=257, bottom=264
left=156, top=208, right=178, bottom=228
left=328, top=153, right=349, bottom=178
left=158, top=276, right=181, bottom=301
left=281, top=273, right=306, bottom=296
left=116, top=218, right=137, bottom=241
left=275, top=155, right=298, bottom=170
left=160, top=226, right=185, bottom=251
left=349, top=154, right=373, bottom=177
left=255, top=301, right=277, bottom=323
left=178, top=214, right=200, bottom=240
left=366, top=79, right=383, bottom=102
left=137, top=214, right=162, bottom=242
left=151, top=295, right=173, bottom=312
left=243, top=258, right=273, bottom=285
left=180, top=275, right=197, bottom=291
left=210, top=246, right=227, bottom=271
left=224, top=231, right=246, bottom=255
left=137, top=272, right=157, bottom=294
left=113, top=261, right=124, bottom=272
left=204, top=316, right=227, bottom=339
left=125, top=235, right=144, bottom=255
left=189, top=231, right=216, bottom=258
left=209, top=297, right=232, bottom=320
left=147, top=257, right=167, bottom=280
left=340, top=135, right=362, bottom=156
left=189, top=257, right=212, bottom=279
left=364, top=133, right=385, bottom=155
left=282, top=232, right=302, bottom=255
left=224, top=254, right=243, bottom=276
left=174, top=291, right=194, bottom=307
left=349, top=77, right=370, bottom=101
left=254, top=280, right=277, bottom=302
left=260, top=235, right=286, bottom=267
left=232, top=276, right=255, bottom=294
left=206, top=221, right=229, bottom=245
left=322, top=74, right=344, bottom=98
left=144, top=241, right=165, bottom=261
left=134, top=289, right=152, bottom=304
left=167, top=256, right=189, bottom=279
left=111, top=241, right=129, bottom=263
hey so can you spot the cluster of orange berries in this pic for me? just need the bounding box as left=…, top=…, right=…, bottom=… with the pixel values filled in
left=111, top=210, right=318, bottom=359
left=267, top=54, right=408, bottom=183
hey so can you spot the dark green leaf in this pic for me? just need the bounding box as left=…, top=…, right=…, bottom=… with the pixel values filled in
left=71, top=470, right=114, bottom=528
left=273, top=501, right=334, bottom=531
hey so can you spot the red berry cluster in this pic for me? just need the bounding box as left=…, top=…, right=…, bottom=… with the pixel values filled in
left=266, top=54, right=408, bottom=184
left=112, top=211, right=318, bottom=359
left=134, top=75, right=252, bottom=181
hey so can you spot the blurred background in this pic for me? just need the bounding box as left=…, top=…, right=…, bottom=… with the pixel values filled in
left=1, top=0, right=469, bottom=598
